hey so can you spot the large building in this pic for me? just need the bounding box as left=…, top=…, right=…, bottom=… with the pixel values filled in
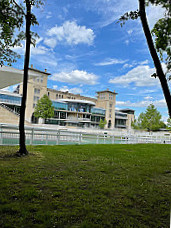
left=0, top=65, right=135, bottom=129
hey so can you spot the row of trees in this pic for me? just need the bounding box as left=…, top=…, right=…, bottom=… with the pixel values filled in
left=0, top=0, right=170, bottom=155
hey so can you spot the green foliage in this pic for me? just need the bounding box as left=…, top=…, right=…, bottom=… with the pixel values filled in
left=0, top=0, right=43, bottom=66
left=132, top=104, right=165, bottom=131
left=118, top=0, right=171, bottom=71
left=34, top=94, right=54, bottom=119
left=99, top=119, right=107, bottom=129
left=166, top=118, right=171, bottom=129
left=0, top=0, right=24, bottom=65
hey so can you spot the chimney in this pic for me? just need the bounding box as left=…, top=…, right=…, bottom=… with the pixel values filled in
left=45, top=69, right=47, bottom=73
left=114, top=90, right=115, bottom=93
left=31, top=64, right=33, bottom=68
left=107, top=88, right=109, bottom=91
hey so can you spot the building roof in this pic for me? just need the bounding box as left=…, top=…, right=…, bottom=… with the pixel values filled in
left=57, top=99, right=96, bottom=106
left=96, top=89, right=118, bottom=95
left=0, top=66, right=44, bottom=89
left=119, top=108, right=135, bottom=112
left=47, top=88, right=97, bottom=102
left=0, top=89, right=22, bottom=97
left=28, top=67, right=51, bottom=76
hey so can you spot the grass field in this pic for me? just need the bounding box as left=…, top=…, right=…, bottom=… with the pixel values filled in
left=0, top=144, right=171, bottom=228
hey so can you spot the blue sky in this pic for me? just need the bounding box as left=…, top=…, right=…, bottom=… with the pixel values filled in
left=7, top=0, right=171, bottom=121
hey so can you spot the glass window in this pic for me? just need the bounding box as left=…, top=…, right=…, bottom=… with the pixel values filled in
left=34, top=96, right=39, bottom=102
left=41, top=76, right=43, bottom=83
left=91, top=108, right=105, bottom=115
left=52, top=101, right=68, bottom=110
left=34, top=88, right=40, bottom=94
left=0, top=93, right=21, bottom=105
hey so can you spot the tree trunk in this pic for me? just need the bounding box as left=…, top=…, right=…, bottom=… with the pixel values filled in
left=17, top=1, right=31, bottom=155
left=139, top=0, right=171, bottom=118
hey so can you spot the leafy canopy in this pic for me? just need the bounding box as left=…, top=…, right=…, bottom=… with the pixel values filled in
left=166, top=118, right=171, bottom=130
left=132, top=104, right=165, bottom=131
left=99, top=119, right=107, bottom=129
left=0, top=0, right=43, bottom=66
left=119, top=0, right=171, bottom=71
left=34, top=94, right=54, bottom=119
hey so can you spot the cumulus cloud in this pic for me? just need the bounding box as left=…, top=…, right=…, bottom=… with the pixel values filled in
left=44, top=38, right=57, bottom=49
left=109, top=65, right=161, bottom=87
left=52, top=85, right=58, bottom=90
left=59, top=86, right=83, bottom=94
left=50, top=70, right=98, bottom=85
left=31, top=45, right=49, bottom=55
left=45, top=21, right=95, bottom=48
left=94, top=58, right=127, bottom=66
left=116, top=98, right=167, bottom=108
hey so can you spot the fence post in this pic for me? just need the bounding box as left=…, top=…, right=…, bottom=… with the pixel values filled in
left=0, top=125, right=2, bottom=145
left=57, top=130, right=60, bottom=145
left=104, top=134, right=106, bottom=144
left=112, top=135, right=114, bottom=144
left=96, top=134, right=99, bottom=144
left=30, top=128, right=34, bottom=145
left=45, top=133, right=48, bottom=145
left=79, top=133, right=82, bottom=145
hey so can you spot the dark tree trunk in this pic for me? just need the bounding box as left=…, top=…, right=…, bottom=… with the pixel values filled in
left=139, top=0, right=171, bottom=118
left=17, top=1, right=31, bottom=155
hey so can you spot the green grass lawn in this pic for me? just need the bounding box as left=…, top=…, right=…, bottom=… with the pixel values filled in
left=0, top=144, right=170, bottom=228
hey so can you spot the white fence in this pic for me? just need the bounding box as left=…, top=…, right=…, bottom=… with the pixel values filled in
left=0, top=124, right=171, bottom=146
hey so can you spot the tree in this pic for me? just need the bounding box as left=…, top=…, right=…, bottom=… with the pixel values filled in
left=34, top=95, right=54, bottom=122
left=166, top=118, right=171, bottom=130
left=119, top=0, right=171, bottom=118
left=132, top=104, right=165, bottom=131
left=99, top=119, right=107, bottom=129
left=0, top=0, right=42, bottom=156
left=0, top=0, right=24, bottom=65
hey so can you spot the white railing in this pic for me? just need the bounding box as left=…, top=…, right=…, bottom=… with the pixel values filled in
left=0, top=124, right=170, bottom=146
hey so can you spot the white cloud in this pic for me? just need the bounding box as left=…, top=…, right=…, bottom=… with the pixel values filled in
left=52, top=85, right=58, bottom=90
left=125, top=40, right=129, bottom=45
left=116, top=98, right=167, bottom=108
left=46, top=21, right=95, bottom=47
left=59, top=86, right=83, bottom=94
left=31, top=45, right=49, bottom=55
left=44, top=38, right=57, bottom=49
left=109, top=64, right=160, bottom=87
left=95, top=58, right=127, bottom=66
left=50, top=70, right=98, bottom=85
left=144, top=96, right=153, bottom=100
left=123, top=63, right=133, bottom=68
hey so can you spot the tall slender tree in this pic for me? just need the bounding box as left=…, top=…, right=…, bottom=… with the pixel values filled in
left=0, top=0, right=43, bottom=155
left=119, top=0, right=171, bottom=118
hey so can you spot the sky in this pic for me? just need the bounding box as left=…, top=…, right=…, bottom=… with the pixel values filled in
left=4, top=0, right=171, bottom=121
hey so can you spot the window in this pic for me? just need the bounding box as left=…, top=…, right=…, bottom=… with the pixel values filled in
left=61, top=95, right=63, bottom=98
left=109, top=109, right=112, bottom=113
left=48, top=92, right=50, bottom=97
left=110, top=104, right=112, bottom=108
left=109, top=114, right=111, bottom=118
left=34, top=96, right=39, bottom=102
left=40, top=76, right=43, bottom=83
left=56, top=94, right=58, bottom=99
left=109, top=94, right=113, bottom=100
left=34, top=88, right=40, bottom=95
